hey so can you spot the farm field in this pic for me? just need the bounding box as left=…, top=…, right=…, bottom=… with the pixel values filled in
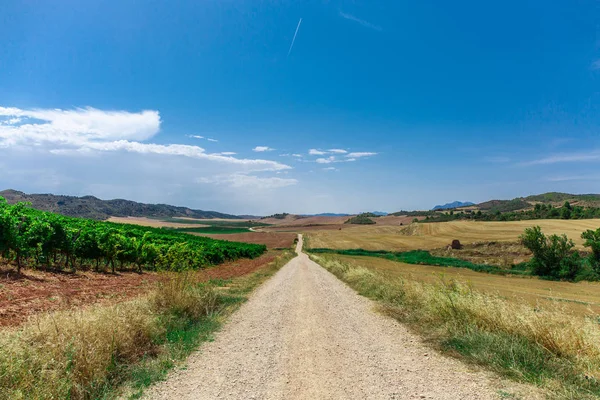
left=190, top=231, right=297, bottom=249
left=328, top=254, right=600, bottom=316
left=305, top=218, right=600, bottom=251
left=259, top=214, right=418, bottom=231
left=110, top=216, right=270, bottom=234
left=108, top=216, right=210, bottom=228
left=0, top=250, right=283, bottom=328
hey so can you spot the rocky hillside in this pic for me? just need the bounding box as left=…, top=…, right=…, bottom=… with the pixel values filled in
left=0, top=189, right=240, bottom=220
left=474, top=192, right=600, bottom=213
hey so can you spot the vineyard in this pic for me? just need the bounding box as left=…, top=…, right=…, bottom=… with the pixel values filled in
left=0, top=197, right=266, bottom=274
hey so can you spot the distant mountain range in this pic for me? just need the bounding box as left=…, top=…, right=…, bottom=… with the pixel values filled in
left=0, top=189, right=240, bottom=220
left=432, top=201, right=475, bottom=210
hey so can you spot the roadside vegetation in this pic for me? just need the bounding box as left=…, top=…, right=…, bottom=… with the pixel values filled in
left=520, top=226, right=600, bottom=281
left=0, top=249, right=295, bottom=400
left=311, top=253, right=600, bottom=399
left=0, top=197, right=265, bottom=274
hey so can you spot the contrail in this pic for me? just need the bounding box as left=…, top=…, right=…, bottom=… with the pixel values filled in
left=287, top=18, right=303, bottom=57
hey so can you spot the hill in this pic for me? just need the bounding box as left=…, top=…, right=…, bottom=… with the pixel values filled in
left=476, top=198, right=531, bottom=213
left=432, top=201, right=475, bottom=210
left=525, top=192, right=600, bottom=204
left=475, top=192, right=600, bottom=213
left=0, top=189, right=240, bottom=220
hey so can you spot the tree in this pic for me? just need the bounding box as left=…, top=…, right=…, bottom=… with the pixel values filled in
left=581, top=228, right=600, bottom=274
left=560, top=206, right=571, bottom=220
left=520, top=226, right=581, bottom=279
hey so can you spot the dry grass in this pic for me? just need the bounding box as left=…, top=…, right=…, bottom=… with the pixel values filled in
left=332, top=254, right=600, bottom=316
left=0, top=274, right=220, bottom=399
left=0, top=249, right=297, bottom=400
left=312, top=254, right=600, bottom=399
left=305, top=219, right=600, bottom=251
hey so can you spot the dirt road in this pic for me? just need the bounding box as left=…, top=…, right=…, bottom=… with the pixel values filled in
left=146, top=236, right=532, bottom=400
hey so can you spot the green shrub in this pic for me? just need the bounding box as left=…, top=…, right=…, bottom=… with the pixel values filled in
left=520, top=226, right=581, bottom=280
left=582, top=228, right=600, bottom=275
left=344, top=215, right=376, bottom=225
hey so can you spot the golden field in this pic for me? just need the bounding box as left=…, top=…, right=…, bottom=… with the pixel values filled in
left=305, top=219, right=600, bottom=251
left=331, top=254, right=600, bottom=316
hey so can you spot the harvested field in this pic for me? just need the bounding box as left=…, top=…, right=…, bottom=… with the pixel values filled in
left=373, top=215, right=426, bottom=226
left=430, top=241, right=532, bottom=267
left=0, top=251, right=280, bottom=328
left=330, top=254, right=600, bottom=316
left=190, top=231, right=296, bottom=249
left=263, top=224, right=345, bottom=232
left=306, top=219, right=600, bottom=251
left=108, top=216, right=210, bottom=228
left=260, top=215, right=348, bottom=226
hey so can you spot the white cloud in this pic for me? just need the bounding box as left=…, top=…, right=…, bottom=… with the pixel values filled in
left=328, top=149, right=347, bottom=154
left=292, top=154, right=303, bottom=158
left=188, top=134, right=218, bottom=142
left=0, top=117, right=21, bottom=125
left=339, top=11, right=382, bottom=31
left=323, top=167, right=337, bottom=171
left=0, top=105, right=293, bottom=197
left=0, top=106, right=161, bottom=142
left=198, top=173, right=297, bottom=189
left=519, top=151, right=600, bottom=166
left=346, top=152, right=377, bottom=158
left=253, top=146, right=275, bottom=152
left=316, top=156, right=336, bottom=164
left=219, top=151, right=236, bottom=155
left=545, top=174, right=600, bottom=182
left=309, top=149, right=327, bottom=155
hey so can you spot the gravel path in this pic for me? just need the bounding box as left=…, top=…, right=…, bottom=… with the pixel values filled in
left=146, top=235, right=536, bottom=400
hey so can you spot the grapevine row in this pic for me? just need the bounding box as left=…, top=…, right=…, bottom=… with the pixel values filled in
left=0, top=197, right=266, bottom=273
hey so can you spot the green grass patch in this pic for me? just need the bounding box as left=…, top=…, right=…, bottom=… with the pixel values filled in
left=309, top=248, right=530, bottom=276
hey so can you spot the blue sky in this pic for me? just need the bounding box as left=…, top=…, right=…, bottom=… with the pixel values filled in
left=1, top=1, right=599, bottom=215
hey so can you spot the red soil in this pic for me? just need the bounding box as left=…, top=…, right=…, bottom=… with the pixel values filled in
left=0, top=251, right=281, bottom=328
